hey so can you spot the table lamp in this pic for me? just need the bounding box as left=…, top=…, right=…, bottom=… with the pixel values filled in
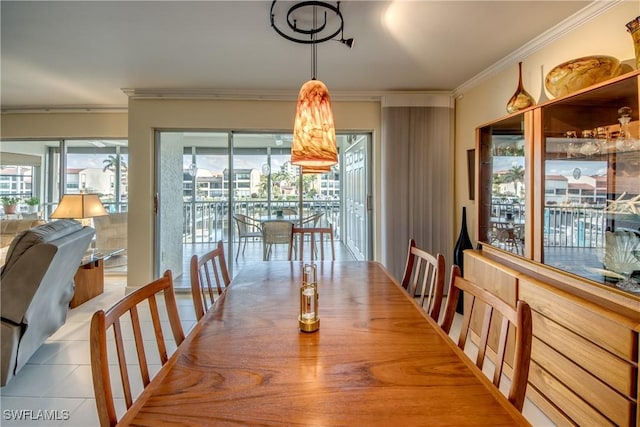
left=51, top=194, right=108, bottom=226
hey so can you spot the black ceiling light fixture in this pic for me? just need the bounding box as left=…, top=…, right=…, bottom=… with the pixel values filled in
left=270, top=1, right=354, bottom=48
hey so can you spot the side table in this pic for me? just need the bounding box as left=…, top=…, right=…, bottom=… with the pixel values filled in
left=70, top=248, right=124, bottom=308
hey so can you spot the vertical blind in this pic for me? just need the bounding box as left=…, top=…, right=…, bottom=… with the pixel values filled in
left=381, top=105, right=454, bottom=282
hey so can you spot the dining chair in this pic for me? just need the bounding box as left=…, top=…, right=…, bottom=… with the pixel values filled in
left=400, top=238, right=445, bottom=321
left=90, top=270, right=185, bottom=427
left=262, top=220, right=293, bottom=260
left=233, top=213, right=262, bottom=261
left=288, top=225, right=335, bottom=261
left=288, top=212, right=324, bottom=255
left=190, top=240, right=231, bottom=320
left=440, top=265, right=532, bottom=412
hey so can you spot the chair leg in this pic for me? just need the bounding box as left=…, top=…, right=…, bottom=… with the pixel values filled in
left=236, top=237, right=242, bottom=261
left=241, top=237, right=247, bottom=255
left=263, top=242, right=271, bottom=261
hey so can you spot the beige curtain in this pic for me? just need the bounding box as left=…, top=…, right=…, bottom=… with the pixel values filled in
left=381, top=105, right=454, bottom=282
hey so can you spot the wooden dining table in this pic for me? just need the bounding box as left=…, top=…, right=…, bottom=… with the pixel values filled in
left=118, top=261, right=529, bottom=426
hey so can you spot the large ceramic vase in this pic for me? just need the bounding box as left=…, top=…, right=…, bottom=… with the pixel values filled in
left=506, top=62, right=535, bottom=114
left=453, top=207, right=473, bottom=313
left=626, top=16, right=640, bottom=70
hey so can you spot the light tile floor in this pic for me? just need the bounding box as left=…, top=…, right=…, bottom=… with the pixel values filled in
left=1, top=266, right=555, bottom=427
left=0, top=274, right=197, bottom=427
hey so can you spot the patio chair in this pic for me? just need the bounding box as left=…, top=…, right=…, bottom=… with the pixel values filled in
left=233, top=213, right=262, bottom=261
left=288, top=224, right=335, bottom=261
left=262, top=220, right=293, bottom=260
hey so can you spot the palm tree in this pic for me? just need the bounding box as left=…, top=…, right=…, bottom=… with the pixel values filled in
left=102, top=155, right=128, bottom=172
left=504, top=165, right=525, bottom=195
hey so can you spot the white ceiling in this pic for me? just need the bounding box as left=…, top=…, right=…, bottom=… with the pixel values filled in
left=1, top=0, right=594, bottom=110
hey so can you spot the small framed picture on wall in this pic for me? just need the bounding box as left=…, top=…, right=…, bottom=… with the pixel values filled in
left=467, top=149, right=475, bottom=201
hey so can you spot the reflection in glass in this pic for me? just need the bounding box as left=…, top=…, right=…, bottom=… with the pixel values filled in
left=541, top=77, right=640, bottom=293
left=478, top=114, right=526, bottom=256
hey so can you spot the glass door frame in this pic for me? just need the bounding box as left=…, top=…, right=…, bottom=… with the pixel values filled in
left=154, top=129, right=372, bottom=281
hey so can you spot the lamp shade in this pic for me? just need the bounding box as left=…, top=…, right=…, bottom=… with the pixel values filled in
left=291, top=79, right=338, bottom=167
left=50, top=194, right=108, bottom=219
left=302, top=165, right=332, bottom=174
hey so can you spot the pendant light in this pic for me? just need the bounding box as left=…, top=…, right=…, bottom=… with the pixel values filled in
left=302, top=164, right=332, bottom=174
left=270, top=1, right=353, bottom=167
left=292, top=79, right=337, bottom=167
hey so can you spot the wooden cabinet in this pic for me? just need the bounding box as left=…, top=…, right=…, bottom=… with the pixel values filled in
left=465, top=249, right=639, bottom=426
left=70, top=259, right=105, bottom=308
left=476, top=70, right=640, bottom=297
left=471, top=70, right=640, bottom=426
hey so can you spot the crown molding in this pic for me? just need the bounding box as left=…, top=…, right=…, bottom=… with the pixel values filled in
left=1, top=106, right=127, bottom=114
left=122, top=88, right=453, bottom=103
left=453, top=0, right=624, bottom=98
left=1, top=88, right=454, bottom=112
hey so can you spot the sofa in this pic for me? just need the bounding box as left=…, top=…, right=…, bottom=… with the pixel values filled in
left=0, top=220, right=94, bottom=386
left=0, top=219, right=47, bottom=265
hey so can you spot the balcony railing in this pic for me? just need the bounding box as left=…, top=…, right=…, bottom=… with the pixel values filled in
left=544, top=205, right=606, bottom=248
left=489, top=203, right=609, bottom=251
left=183, top=200, right=341, bottom=244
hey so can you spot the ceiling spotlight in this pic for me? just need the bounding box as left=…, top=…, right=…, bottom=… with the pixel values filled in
left=338, top=37, right=354, bottom=48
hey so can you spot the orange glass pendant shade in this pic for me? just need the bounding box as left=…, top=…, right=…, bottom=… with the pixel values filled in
left=302, top=165, right=331, bottom=174
left=292, top=79, right=338, bottom=167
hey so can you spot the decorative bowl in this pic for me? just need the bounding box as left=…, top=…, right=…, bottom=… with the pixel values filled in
left=603, top=230, right=640, bottom=275
left=545, top=55, right=622, bottom=98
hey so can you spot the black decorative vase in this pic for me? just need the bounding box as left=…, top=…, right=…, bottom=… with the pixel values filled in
left=453, top=207, right=473, bottom=314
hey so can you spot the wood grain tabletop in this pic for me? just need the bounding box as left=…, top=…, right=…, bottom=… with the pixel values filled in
left=117, top=261, right=529, bottom=426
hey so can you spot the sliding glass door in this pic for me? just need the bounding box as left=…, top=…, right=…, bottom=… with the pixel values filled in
left=155, top=130, right=371, bottom=288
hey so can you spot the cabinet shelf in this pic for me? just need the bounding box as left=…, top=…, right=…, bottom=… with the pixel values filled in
left=476, top=70, right=640, bottom=297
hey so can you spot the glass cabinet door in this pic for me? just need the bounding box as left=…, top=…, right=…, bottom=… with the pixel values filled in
left=478, top=113, right=527, bottom=256
left=541, top=75, right=640, bottom=292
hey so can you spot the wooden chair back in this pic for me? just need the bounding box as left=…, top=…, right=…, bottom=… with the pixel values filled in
left=440, top=265, right=532, bottom=411
left=190, top=240, right=231, bottom=320
left=400, top=239, right=445, bottom=321
left=90, top=270, right=185, bottom=427
left=288, top=225, right=335, bottom=261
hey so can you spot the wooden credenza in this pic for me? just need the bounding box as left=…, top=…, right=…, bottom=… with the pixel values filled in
left=464, top=249, right=640, bottom=427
